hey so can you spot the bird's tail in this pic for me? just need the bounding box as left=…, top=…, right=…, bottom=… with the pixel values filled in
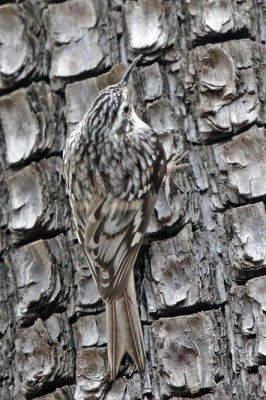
left=106, top=270, right=145, bottom=380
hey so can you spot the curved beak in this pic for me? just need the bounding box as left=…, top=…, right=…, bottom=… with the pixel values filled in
left=120, top=54, right=143, bottom=86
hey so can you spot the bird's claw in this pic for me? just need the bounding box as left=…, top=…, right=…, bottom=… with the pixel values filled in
left=165, top=150, right=190, bottom=213
left=167, top=150, right=190, bottom=172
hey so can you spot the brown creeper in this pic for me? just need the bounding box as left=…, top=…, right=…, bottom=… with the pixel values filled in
left=63, top=55, right=167, bottom=379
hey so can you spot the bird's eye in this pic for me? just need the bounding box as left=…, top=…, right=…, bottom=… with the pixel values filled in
left=123, top=105, right=129, bottom=114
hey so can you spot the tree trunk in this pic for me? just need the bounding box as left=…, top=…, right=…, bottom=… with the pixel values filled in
left=0, top=0, right=265, bottom=399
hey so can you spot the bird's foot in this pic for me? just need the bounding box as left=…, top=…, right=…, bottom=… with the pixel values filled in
left=165, top=150, right=190, bottom=212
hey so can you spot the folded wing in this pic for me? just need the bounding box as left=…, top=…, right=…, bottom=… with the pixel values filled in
left=71, top=189, right=156, bottom=302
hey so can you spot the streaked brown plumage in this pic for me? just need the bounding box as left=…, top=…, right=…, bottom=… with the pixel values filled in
left=63, top=55, right=166, bottom=379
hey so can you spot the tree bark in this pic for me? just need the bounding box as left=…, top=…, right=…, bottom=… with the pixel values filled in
left=0, top=0, right=265, bottom=399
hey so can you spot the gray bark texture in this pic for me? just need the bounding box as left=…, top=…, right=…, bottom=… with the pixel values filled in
left=0, top=0, right=265, bottom=399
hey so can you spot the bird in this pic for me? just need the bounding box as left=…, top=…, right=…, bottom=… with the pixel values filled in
left=63, top=55, right=187, bottom=379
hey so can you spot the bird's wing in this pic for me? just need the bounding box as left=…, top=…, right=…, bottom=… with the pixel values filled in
left=70, top=146, right=166, bottom=303
left=71, top=189, right=154, bottom=302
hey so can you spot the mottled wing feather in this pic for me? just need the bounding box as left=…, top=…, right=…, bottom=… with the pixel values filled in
left=70, top=197, right=104, bottom=284
left=97, top=192, right=157, bottom=302
left=71, top=191, right=153, bottom=302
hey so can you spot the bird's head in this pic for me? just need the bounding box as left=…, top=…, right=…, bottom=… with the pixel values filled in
left=87, top=55, right=144, bottom=141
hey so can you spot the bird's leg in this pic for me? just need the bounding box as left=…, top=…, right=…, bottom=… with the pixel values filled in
left=165, top=150, right=190, bottom=211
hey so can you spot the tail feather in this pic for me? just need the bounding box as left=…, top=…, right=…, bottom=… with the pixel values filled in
left=106, top=271, right=145, bottom=379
